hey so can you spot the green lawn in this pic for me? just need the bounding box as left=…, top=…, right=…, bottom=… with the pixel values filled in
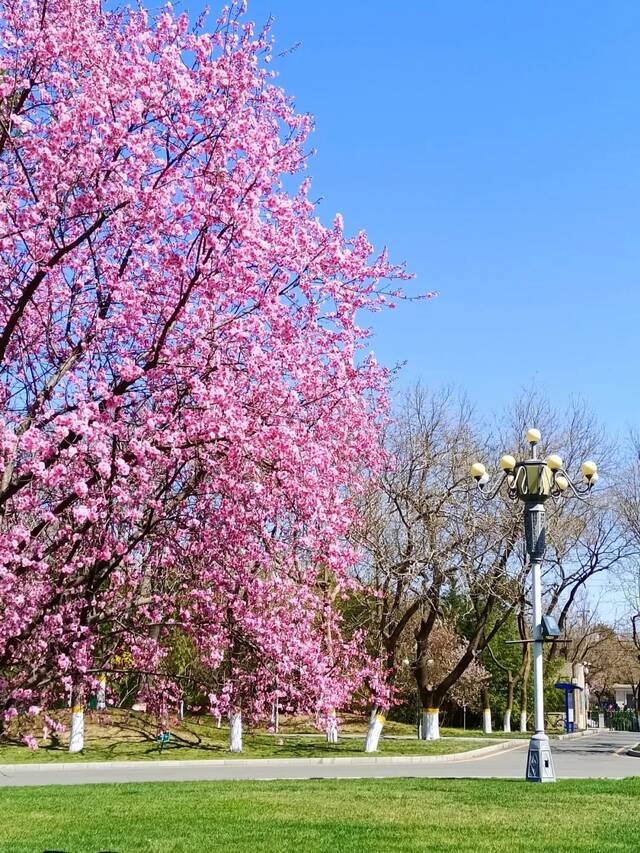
left=279, top=716, right=531, bottom=739
left=0, top=730, right=486, bottom=763
left=1, top=777, right=639, bottom=852
left=438, top=726, right=531, bottom=739
left=0, top=712, right=518, bottom=763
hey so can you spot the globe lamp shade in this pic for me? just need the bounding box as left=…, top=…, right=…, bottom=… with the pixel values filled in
left=546, top=454, right=563, bottom=471
left=499, top=454, right=516, bottom=472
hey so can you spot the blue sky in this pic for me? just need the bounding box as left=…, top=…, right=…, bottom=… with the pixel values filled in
left=187, top=0, right=640, bottom=439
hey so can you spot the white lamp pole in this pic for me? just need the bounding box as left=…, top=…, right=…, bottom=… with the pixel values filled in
left=471, top=428, right=598, bottom=783
left=521, top=431, right=553, bottom=781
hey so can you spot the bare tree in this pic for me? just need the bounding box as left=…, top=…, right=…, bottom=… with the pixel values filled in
left=356, top=386, right=619, bottom=746
left=355, top=386, right=523, bottom=745
left=606, top=431, right=640, bottom=718
left=486, top=603, right=531, bottom=732
left=545, top=508, right=634, bottom=662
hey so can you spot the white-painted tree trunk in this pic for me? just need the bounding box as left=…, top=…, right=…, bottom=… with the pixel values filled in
left=482, top=708, right=492, bottom=734
left=216, top=713, right=222, bottom=728
left=421, top=708, right=440, bottom=740
left=503, top=709, right=511, bottom=733
left=520, top=711, right=527, bottom=732
left=229, top=711, right=243, bottom=752
left=326, top=712, right=338, bottom=744
left=364, top=709, right=385, bottom=752
left=69, top=706, right=85, bottom=753
left=179, top=700, right=184, bottom=720
left=96, top=676, right=106, bottom=711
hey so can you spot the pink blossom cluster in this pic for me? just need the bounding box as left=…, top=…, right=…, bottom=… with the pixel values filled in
left=0, top=0, right=405, bottom=726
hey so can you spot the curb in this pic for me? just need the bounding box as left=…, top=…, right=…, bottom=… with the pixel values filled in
left=0, top=740, right=524, bottom=775
left=555, top=729, right=600, bottom=741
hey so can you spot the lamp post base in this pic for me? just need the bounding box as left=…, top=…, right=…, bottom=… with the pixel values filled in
left=526, top=732, right=556, bottom=783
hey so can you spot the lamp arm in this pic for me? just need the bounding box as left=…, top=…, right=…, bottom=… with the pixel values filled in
left=553, top=469, right=593, bottom=500
left=476, top=471, right=509, bottom=501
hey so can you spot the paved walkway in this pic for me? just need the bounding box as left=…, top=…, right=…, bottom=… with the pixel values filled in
left=0, top=731, right=638, bottom=787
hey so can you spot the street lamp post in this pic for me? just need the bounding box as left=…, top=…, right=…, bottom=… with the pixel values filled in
left=470, top=428, right=598, bottom=783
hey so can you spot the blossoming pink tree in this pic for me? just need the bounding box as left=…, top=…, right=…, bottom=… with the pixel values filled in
left=0, top=0, right=406, bottom=749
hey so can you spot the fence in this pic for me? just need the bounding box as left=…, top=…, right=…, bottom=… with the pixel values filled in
left=605, top=709, right=640, bottom=732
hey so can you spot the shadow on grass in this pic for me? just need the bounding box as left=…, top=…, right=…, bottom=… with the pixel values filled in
left=96, top=735, right=353, bottom=760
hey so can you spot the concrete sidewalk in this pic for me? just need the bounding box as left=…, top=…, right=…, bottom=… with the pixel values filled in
left=0, top=739, right=523, bottom=787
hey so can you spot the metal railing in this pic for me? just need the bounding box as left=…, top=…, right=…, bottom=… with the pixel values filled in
left=605, top=709, right=640, bottom=732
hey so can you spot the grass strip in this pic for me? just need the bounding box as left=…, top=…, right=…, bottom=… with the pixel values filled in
left=1, top=777, right=640, bottom=852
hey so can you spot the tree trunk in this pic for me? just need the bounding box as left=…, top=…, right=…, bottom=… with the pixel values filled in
left=229, top=711, right=243, bottom=752
left=326, top=711, right=338, bottom=744
left=517, top=607, right=531, bottom=733
left=133, top=622, right=161, bottom=705
left=421, top=706, right=440, bottom=740
left=519, top=667, right=528, bottom=731
left=503, top=709, right=511, bottom=732
left=519, top=670, right=528, bottom=731
left=417, top=682, right=441, bottom=740
left=483, top=708, right=492, bottom=734
left=364, top=707, right=385, bottom=752
left=69, top=684, right=84, bottom=753
left=503, top=673, right=515, bottom=732
left=96, top=674, right=106, bottom=711
left=519, top=650, right=531, bottom=732
left=414, top=607, right=441, bottom=740
left=481, top=686, right=492, bottom=735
